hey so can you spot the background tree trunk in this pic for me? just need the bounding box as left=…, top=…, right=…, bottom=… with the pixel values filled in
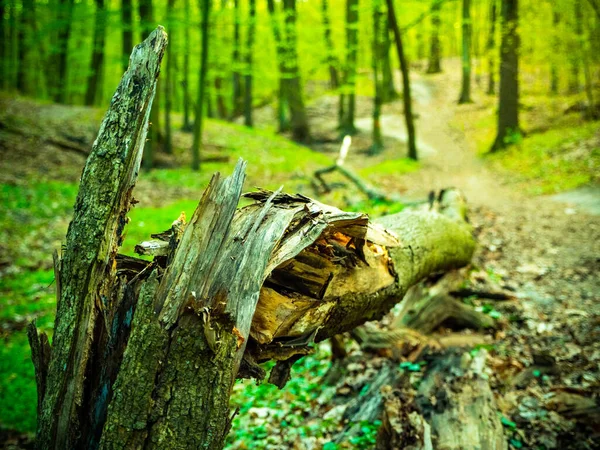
left=386, top=0, right=418, bottom=160
left=244, top=0, right=256, bottom=127
left=381, top=22, right=398, bottom=102
left=53, top=0, right=74, bottom=103
left=340, top=0, right=359, bottom=135
left=322, top=0, right=339, bottom=89
left=550, top=9, right=560, bottom=95
left=371, top=0, right=384, bottom=155
left=231, top=0, right=243, bottom=118
left=426, top=0, right=442, bottom=74
left=121, top=0, right=133, bottom=72
left=192, top=0, right=211, bottom=170
left=486, top=0, right=497, bottom=95
left=458, top=0, right=472, bottom=104
left=491, top=0, right=519, bottom=151
left=17, top=0, right=35, bottom=95
left=85, top=0, right=107, bottom=106
left=0, top=2, right=6, bottom=90
left=267, top=0, right=290, bottom=132
left=182, top=0, right=192, bottom=130
left=164, top=0, right=176, bottom=154
left=282, top=0, right=310, bottom=142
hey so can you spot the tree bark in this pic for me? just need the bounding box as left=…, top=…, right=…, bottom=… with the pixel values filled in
left=121, top=0, right=133, bottom=72
left=381, top=21, right=398, bottom=102
left=486, top=0, right=497, bottom=95
left=386, top=0, right=418, bottom=160
left=192, top=0, right=211, bottom=170
left=371, top=0, right=384, bottom=155
left=85, top=0, right=107, bottom=106
left=139, top=0, right=160, bottom=169
left=53, top=0, right=74, bottom=103
left=164, top=0, right=176, bottom=154
left=244, top=0, right=256, bottom=127
left=458, top=0, right=472, bottom=104
left=182, top=0, right=192, bottom=130
left=17, top=0, right=35, bottom=95
left=550, top=9, right=560, bottom=95
left=33, top=27, right=168, bottom=450
left=426, top=0, right=442, bottom=74
left=339, top=0, right=359, bottom=135
left=377, top=349, right=506, bottom=450
left=282, top=0, right=310, bottom=142
left=231, top=0, right=243, bottom=119
left=0, top=2, right=6, bottom=90
left=491, top=0, right=519, bottom=152
left=267, top=0, right=290, bottom=132
left=322, top=0, right=339, bottom=89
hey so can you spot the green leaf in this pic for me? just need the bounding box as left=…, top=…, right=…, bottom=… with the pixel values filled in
left=323, top=443, right=338, bottom=450
left=510, top=438, right=523, bottom=448
left=501, top=416, right=517, bottom=429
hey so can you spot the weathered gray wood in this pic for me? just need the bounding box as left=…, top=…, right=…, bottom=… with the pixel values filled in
left=35, top=27, right=168, bottom=450
left=415, top=349, right=507, bottom=450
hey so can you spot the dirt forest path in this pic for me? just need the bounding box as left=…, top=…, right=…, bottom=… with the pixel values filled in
left=349, top=67, right=600, bottom=446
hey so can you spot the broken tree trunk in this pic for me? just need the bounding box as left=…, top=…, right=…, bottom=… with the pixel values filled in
left=28, top=28, right=476, bottom=450
left=31, top=27, right=168, bottom=450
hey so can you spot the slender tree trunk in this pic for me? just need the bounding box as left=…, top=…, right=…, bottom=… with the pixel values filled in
left=192, top=0, right=211, bottom=170
left=371, top=0, right=384, bottom=154
left=54, top=0, right=74, bottom=103
left=282, top=0, right=310, bottom=142
left=568, top=0, right=582, bottom=94
left=322, top=0, right=339, bottom=89
left=426, top=0, right=442, bottom=74
left=340, top=0, right=359, bottom=135
left=244, top=0, right=256, bottom=127
left=85, top=0, right=107, bottom=106
left=164, top=0, right=176, bottom=154
left=381, top=24, right=398, bottom=102
left=139, top=0, right=159, bottom=167
left=0, top=2, right=5, bottom=90
left=8, top=0, right=17, bottom=90
left=579, top=0, right=595, bottom=116
left=458, top=0, right=472, bottom=104
left=491, top=0, right=519, bottom=152
left=231, top=0, right=243, bottom=118
left=266, top=0, right=290, bottom=132
left=17, top=0, right=35, bottom=94
left=121, top=0, right=133, bottom=72
left=386, top=0, right=418, bottom=160
left=182, top=0, right=192, bottom=130
left=486, top=0, right=497, bottom=95
left=550, top=10, right=560, bottom=95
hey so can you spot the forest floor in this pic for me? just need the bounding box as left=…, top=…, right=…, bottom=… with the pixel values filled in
left=1, top=59, right=599, bottom=449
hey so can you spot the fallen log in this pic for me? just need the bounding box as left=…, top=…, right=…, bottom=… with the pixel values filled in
left=28, top=28, right=477, bottom=450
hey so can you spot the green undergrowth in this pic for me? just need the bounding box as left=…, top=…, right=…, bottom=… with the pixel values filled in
left=452, top=91, right=600, bottom=194
left=358, top=157, right=419, bottom=178
left=486, top=122, right=599, bottom=195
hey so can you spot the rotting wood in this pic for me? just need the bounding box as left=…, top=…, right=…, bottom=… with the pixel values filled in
left=376, top=349, right=506, bottom=450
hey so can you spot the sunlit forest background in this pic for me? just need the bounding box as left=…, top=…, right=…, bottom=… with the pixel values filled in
left=1, top=0, right=599, bottom=448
